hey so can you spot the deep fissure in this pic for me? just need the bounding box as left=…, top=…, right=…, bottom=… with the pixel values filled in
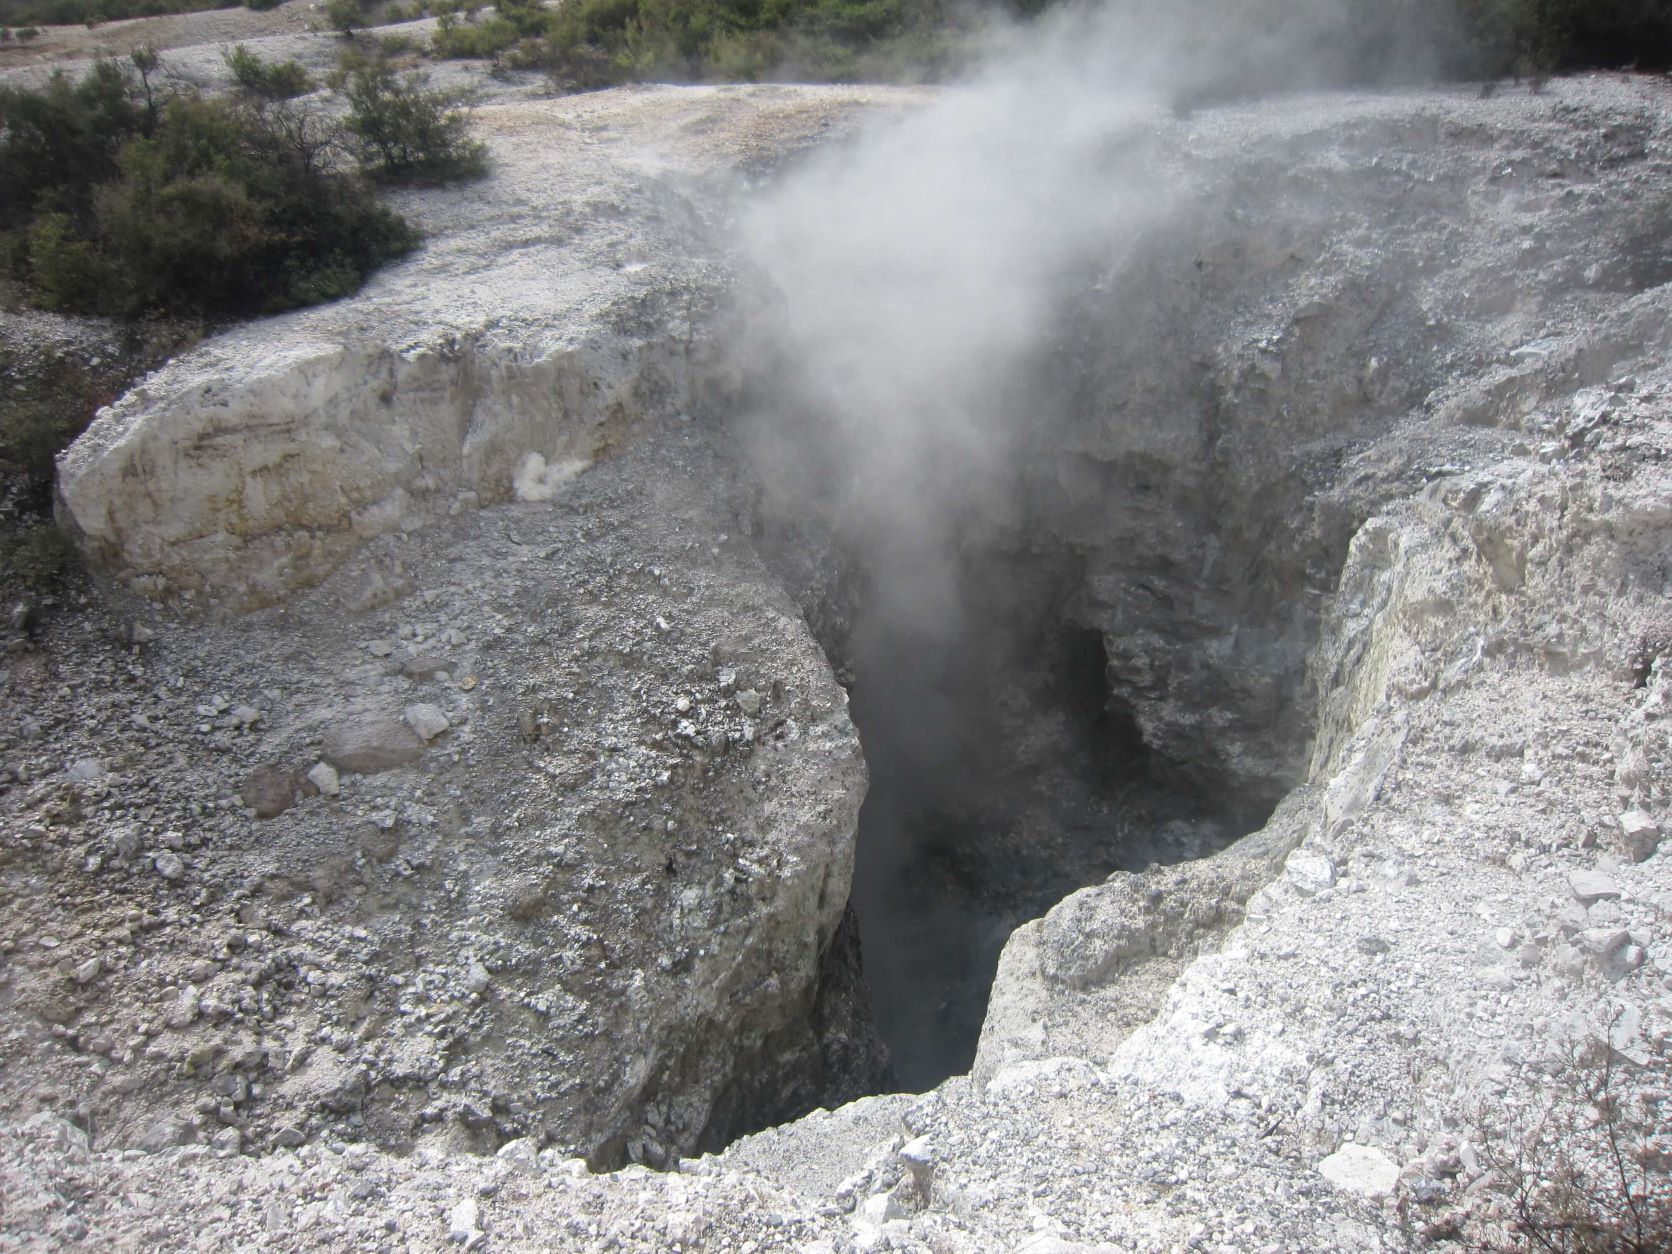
left=832, top=544, right=1281, bottom=1090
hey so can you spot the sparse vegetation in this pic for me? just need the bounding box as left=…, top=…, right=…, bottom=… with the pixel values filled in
left=429, top=0, right=966, bottom=86
left=324, top=0, right=366, bottom=38
left=0, top=64, right=418, bottom=317
left=224, top=43, right=314, bottom=99
left=0, top=50, right=493, bottom=319
left=1442, top=1027, right=1672, bottom=1252
left=0, top=341, right=188, bottom=594
left=336, top=51, right=487, bottom=181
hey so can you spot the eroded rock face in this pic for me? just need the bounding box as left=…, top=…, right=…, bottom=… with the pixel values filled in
left=1030, top=87, right=1672, bottom=807
left=6, top=429, right=887, bottom=1166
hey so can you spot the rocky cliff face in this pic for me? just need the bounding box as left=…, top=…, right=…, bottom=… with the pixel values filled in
left=6, top=61, right=1672, bottom=1254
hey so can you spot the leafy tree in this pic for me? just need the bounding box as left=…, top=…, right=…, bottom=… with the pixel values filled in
left=337, top=54, right=487, bottom=181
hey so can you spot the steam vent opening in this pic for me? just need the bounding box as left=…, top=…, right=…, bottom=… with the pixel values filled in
left=839, top=550, right=1279, bottom=1090
left=727, top=394, right=1295, bottom=1094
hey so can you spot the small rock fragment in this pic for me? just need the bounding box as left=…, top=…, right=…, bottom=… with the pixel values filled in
left=136, top=1118, right=189, bottom=1154
left=447, top=1197, right=482, bottom=1245
left=239, top=766, right=300, bottom=819
left=305, top=761, right=340, bottom=797
left=1285, top=852, right=1337, bottom=896
left=1618, top=810, right=1662, bottom=862
left=404, top=703, right=451, bottom=743
left=1568, top=870, right=1621, bottom=903
left=166, top=986, right=200, bottom=1028
left=323, top=716, right=425, bottom=774
left=154, top=851, right=186, bottom=881
left=737, top=689, right=762, bottom=716
left=1318, top=1143, right=1400, bottom=1199
left=899, top=1135, right=936, bottom=1193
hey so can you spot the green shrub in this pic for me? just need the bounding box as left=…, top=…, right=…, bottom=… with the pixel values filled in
left=431, top=10, right=521, bottom=58
left=325, top=0, right=366, bottom=37
left=0, top=61, right=426, bottom=318
left=26, top=212, right=112, bottom=310
left=338, top=54, right=488, bottom=181
left=224, top=44, right=314, bottom=99
left=0, top=61, right=144, bottom=233
left=430, top=0, right=554, bottom=60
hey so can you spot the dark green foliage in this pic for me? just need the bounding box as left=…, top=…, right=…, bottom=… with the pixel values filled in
left=224, top=43, right=314, bottom=98
left=337, top=53, right=488, bottom=180
left=324, top=0, right=365, bottom=36
left=1449, top=0, right=1672, bottom=75
left=433, top=0, right=962, bottom=85
left=0, top=62, right=144, bottom=231
left=0, top=60, right=426, bottom=318
left=0, top=0, right=228, bottom=27
left=0, top=357, right=110, bottom=516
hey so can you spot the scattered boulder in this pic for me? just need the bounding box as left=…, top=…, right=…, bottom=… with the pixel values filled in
left=238, top=766, right=301, bottom=819
left=1617, top=810, right=1662, bottom=862
left=305, top=761, right=341, bottom=797
left=404, top=703, right=451, bottom=743
left=1567, top=869, right=1621, bottom=903
left=322, top=716, right=425, bottom=775
left=1318, top=1143, right=1400, bottom=1199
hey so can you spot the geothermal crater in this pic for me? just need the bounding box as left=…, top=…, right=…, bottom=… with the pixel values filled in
left=7, top=71, right=1672, bottom=1252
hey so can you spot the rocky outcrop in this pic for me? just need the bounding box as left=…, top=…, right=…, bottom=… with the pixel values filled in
left=1037, top=84, right=1672, bottom=806
left=58, top=328, right=694, bottom=608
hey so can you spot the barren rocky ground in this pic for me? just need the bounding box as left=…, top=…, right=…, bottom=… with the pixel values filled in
left=2, top=8, right=1672, bottom=1250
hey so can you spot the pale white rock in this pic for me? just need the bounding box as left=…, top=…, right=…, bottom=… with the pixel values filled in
left=1285, top=851, right=1337, bottom=896
left=154, top=851, right=185, bottom=881
left=1318, top=1143, right=1400, bottom=1199
left=66, top=758, right=105, bottom=783
left=305, top=762, right=340, bottom=797
left=1568, top=870, right=1621, bottom=903
left=404, top=703, right=451, bottom=742
left=447, top=1197, right=482, bottom=1244
left=855, top=1193, right=906, bottom=1226
left=495, top=1137, right=538, bottom=1170
left=165, top=986, right=201, bottom=1029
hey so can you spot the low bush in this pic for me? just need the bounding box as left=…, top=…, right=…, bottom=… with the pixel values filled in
left=337, top=52, right=487, bottom=180
left=324, top=0, right=365, bottom=37
left=0, top=0, right=227, bottom=27
left=224, top=43, right=314, bottom=99
left=0, top=55, right=485, bottom=318
left=1456, top=1027, right=1672, bottom=1252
